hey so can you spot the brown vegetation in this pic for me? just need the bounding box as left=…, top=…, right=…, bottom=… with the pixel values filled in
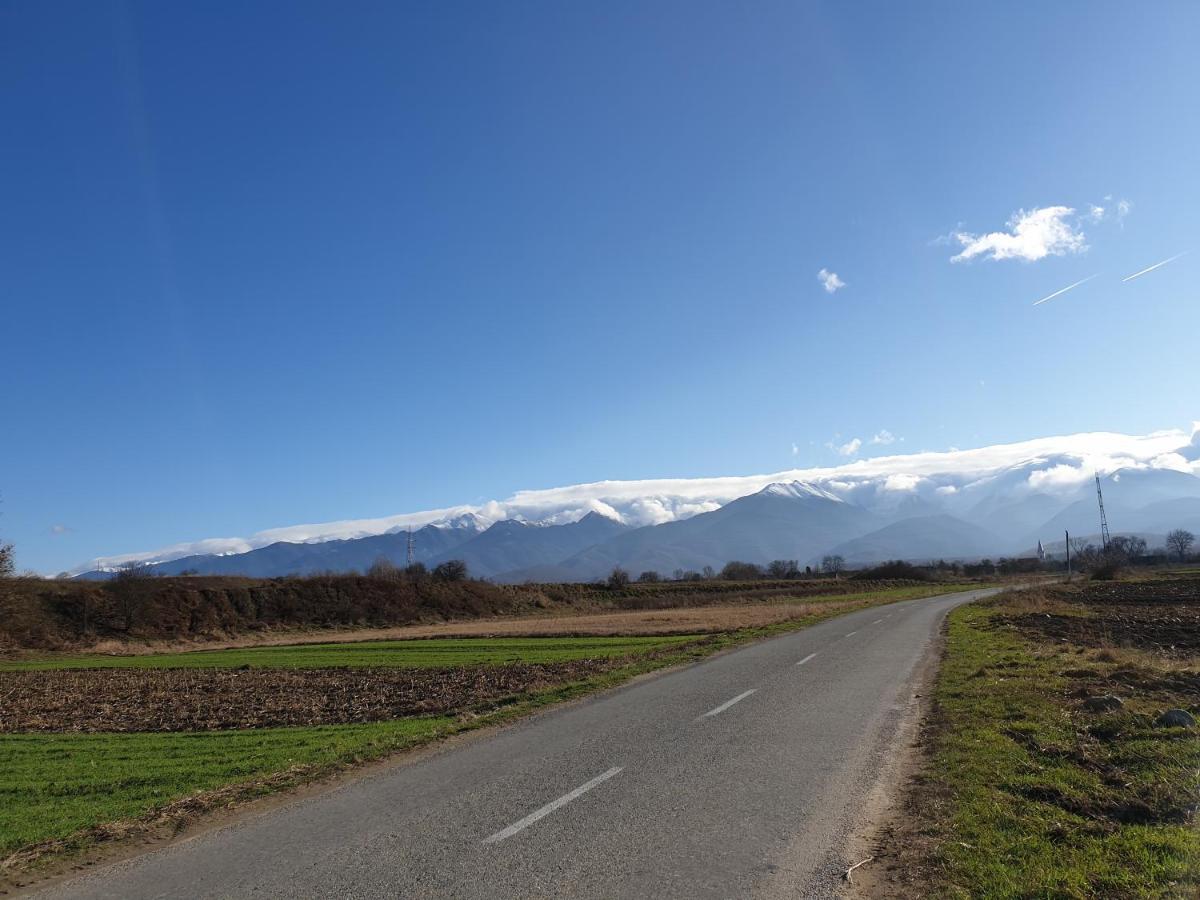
left=0, top=574, right=929, bottom=652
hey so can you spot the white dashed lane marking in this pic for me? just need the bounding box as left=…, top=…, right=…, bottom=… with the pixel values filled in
left=483, top=767, right=624, bottom=844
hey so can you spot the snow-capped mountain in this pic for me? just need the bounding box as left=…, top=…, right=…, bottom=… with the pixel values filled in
left=69, top=424, right=1200, bottom=579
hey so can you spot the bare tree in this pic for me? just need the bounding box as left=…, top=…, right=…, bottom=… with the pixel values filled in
left=607, top=567, right=630, bottom=589
left=721, top=561, right=763, bottom=580
left=1108, top=535, right=1147, bottom=564
left=0, top=542, right=13, bottom=578
left=106, top=562, right=156, bottom=632
left=431, top=559, right=468, bottom=582
left=637, top=570, right=661, bottom=583
left=368, top=557, right=402, bottom=580
left=1166, top=528, right=1195, bottom=562
left=767, top=559, right=800, bottom=579
left=821, top=554, right=845, bottom=578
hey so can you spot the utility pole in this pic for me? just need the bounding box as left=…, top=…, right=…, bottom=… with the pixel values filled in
left=1065, top=529, right=1071, bottom=580
left=1095, top=474, right=1111, bottom=551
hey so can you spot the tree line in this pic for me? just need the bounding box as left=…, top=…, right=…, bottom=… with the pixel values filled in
left=606, top=555, right=847, bottom=589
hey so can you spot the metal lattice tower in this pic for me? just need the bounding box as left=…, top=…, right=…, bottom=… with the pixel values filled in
left=406, top=527, right=415, bottom=567
left=1095, top=474, right=1111, bottom=550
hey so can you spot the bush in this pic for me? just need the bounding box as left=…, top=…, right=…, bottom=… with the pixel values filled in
left=0, top=573, right=521, bottom=649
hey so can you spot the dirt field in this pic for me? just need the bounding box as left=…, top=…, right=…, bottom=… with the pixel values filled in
left=0, top=658, right=637, bottom=732
left=1003, top=575, right=1200, bottom=656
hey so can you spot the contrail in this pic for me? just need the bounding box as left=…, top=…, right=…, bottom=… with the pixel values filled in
left=1122, top=252, right=1187, bottom=282
left=1032, top=273, right=1098, bottom=306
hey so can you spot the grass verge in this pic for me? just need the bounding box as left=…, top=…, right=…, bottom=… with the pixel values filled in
left=881, top=587, right=1199, bottom=898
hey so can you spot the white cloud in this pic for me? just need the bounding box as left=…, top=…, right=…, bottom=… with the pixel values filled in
left=791, top=443, right=800, bottom=456
left=70, top=425, right=1200, bottom=575
left=950, top=206, right=1087, bottom=263
left=817, top=268, right=846, bottom=293
left=883, top=473, right=922, bottom=492
left=1027, top=463, right=1092, bottom=492
left=49, top=524, right=73, bottom=536
left=1086, top=198, right=1132, bottom=225
left=835, top=437, right=862, bottom=456
left=871, top=430, right=896, bottom=445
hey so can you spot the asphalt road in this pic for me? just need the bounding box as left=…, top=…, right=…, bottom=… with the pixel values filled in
left=35, top=587, right=999, bottom=900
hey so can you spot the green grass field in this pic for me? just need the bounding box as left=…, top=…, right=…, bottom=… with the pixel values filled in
left=0, top=635, right=698, bottom=671
left=912, top=600, right=1199, bottom=897
left=0, top=717, right=451, bottom=856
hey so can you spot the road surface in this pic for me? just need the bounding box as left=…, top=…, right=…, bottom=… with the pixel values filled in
left=34, top=587, right=999, bottom=900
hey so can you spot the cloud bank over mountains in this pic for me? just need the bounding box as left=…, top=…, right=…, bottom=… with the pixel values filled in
left=73, top=424, right=1200, bottom=574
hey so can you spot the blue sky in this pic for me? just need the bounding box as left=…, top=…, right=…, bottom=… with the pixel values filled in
left=3, top=1, right=1198, bottom=574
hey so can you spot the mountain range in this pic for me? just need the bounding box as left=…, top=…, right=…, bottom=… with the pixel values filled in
left=76, top=461, right=1200, bottom=582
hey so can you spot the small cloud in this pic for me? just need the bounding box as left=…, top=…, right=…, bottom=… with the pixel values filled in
left=791, top=443, right=800, bottom=456
left=817, top=268, right=846, bottom=293
left=49, top=524, right=73, bottom=536
left=1087, top=198, right=1131, bottom=225
left=870, top=430, right=896, bottom=446
left=832, top=437, right=862, bottom=456
left=949, top=205, right=1087, bottom=263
